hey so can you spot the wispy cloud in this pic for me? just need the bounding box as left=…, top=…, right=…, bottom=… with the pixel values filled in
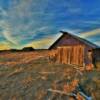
left=0, top=41, right=10, bottom=50
left=0, top=0, right=100, bottom=49
left=26, top=33, right=62, bottom=49
left=65, top=0, right=82, bottom=14
left=82, top=21, right=100, bottom=25
left=26, top=38, right=53, bottom=49
left=94, top=41, right=100, bottom=46
left=80, top=28, right=100, bottom=38
left=0, top=7, right=8, bottom=16
left=0, top=20, right=19, bottom=45
left=79, top=28, right=100, bottom=46
left=3, top=30, right=18, bottom=45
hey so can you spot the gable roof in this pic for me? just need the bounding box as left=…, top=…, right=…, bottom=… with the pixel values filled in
left=49, top=31, right=99, bottom=49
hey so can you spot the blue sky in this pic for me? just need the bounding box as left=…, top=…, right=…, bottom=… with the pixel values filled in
left=0, top=0, right=100, bottom=49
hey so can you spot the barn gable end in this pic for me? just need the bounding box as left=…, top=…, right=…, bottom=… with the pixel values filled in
left=49, top=31, right=98, bottom=50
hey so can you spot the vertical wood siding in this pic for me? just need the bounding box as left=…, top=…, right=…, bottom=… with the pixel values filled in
left=56, top=45, right=85, bottom=66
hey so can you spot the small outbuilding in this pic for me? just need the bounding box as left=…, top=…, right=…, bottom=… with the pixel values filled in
left=22, top=47, right=35, bottom=51
left=49, top=31, right=99, bottom=66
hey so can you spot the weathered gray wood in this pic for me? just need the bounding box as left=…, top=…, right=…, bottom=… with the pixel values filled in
left=47, top=88, right=76, bottom=96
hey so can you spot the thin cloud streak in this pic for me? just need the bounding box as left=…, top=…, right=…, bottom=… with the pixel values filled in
left=80, top=28, right=100, bottom=38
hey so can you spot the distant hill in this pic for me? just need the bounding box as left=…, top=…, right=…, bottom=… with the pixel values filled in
left=0, top=47, right=35, bottom=52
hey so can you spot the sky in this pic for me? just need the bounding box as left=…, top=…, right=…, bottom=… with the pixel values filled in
left=0, top=0, right=100, bottom=50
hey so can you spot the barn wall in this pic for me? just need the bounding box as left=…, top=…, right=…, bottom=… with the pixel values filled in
left=92, top=48, right=100, bottom=68
left=83, top=45, right=92, bottom=65
left=56, top=45, right=85, bottom=66
left=93, top=49, right=100, bottom=61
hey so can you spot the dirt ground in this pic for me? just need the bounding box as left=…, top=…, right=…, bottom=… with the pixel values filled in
left=0, top=51, right=100, bottom=100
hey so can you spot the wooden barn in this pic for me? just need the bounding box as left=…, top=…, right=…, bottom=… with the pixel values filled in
left=49, top=31, right=99, bottom=67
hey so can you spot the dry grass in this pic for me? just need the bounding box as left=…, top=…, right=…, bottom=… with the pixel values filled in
left=0, top=51, right=100, bottom=100
left=21, top=75, right=34, bottom=88
left=7, top=67, right=23, bottom=77
left=96, top=62, right=100, bottom=71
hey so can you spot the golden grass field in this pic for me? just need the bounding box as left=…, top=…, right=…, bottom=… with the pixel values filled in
left=0, top=51, right=100, bottom=100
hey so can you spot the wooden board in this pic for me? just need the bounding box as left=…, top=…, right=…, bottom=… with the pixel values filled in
left=56, top=45, right=85, bottom=66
